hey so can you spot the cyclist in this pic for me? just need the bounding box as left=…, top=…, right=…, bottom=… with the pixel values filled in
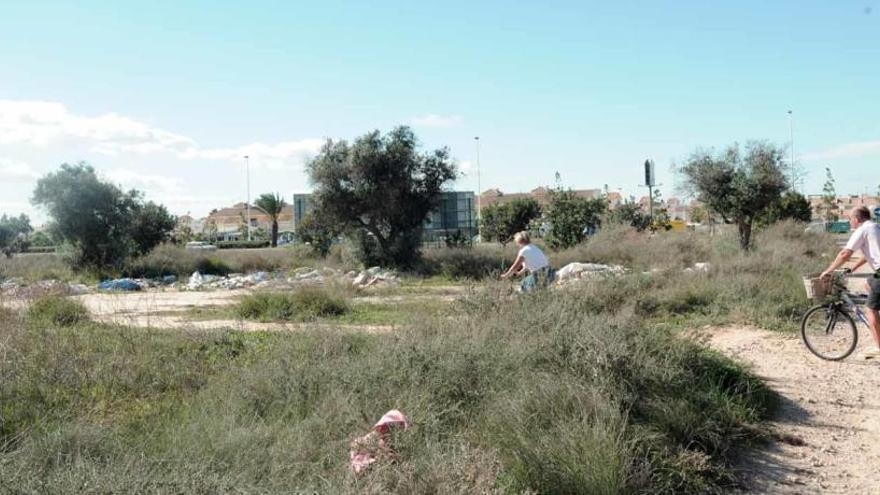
left=820, top=206, right=880, bottom=359
left=500, top=231, right=555, bottom=292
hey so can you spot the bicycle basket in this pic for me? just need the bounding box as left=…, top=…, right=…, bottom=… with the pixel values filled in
left=803, top=276, right=831, bottom=300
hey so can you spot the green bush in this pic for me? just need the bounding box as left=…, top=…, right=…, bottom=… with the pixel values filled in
left=26, top=294, right=90, bottom=327
left=24, top=246, right=56, bottom=254
left=419, top=245, right=516, bottom=279
left=236, top=287, right=350, bottom=321
left=215, top=240, right=271, bottom=249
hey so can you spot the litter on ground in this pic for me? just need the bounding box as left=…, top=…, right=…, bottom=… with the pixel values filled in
left=349, top=409, right=410, bottom=475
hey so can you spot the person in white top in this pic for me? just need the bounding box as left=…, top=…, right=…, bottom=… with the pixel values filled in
left=501, top=231, right=554, bottom=292
left=821, top=206, right=880, bottom=359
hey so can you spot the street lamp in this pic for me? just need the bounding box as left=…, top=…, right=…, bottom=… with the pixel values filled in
left=787, top=110, right=796, bottom=191
left=244, top=155, right=251, bottom=242
left=474, top=136, right=481, bottom=242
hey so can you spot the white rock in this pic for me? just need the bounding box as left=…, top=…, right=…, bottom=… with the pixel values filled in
left=187, top=271, right=204, bottom=289
left=556, top=262, right=625, bottom=281
left=68, top=283, right=90, bottom=295
left=692, top=262, right=710, bottom=272
left=352, top=272, right=369, bottom=286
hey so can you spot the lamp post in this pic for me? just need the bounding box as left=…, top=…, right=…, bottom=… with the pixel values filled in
left=474, top=136, right=481, bottom=242
left=244, top=155, right=251, bottom=241
left=788, top=110, right=795, bottom=191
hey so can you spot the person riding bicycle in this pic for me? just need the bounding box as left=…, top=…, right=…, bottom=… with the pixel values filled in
left=500, top=231, right=555, bottom=292
left=820, top=206, right=880, bottom=360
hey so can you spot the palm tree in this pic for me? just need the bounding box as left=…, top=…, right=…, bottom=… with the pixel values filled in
left=255, top=193, right=287, bottom=247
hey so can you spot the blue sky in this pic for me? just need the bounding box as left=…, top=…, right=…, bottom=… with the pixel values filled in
left=1, top=1, right=878, bottom=221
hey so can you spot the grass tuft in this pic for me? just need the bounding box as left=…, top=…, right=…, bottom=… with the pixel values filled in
left=26, top=294, right=90, bottom=327
left=236, top=287, right=350, bottom=321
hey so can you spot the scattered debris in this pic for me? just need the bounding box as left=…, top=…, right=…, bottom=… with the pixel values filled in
left=351, top=267, right=399, bottom=288
left=349, top=409, right=410, bottom=475
left=98, top=278, right=143, bottom=291
left=68, top=283, right=91, bottom=295
left=3, top=265, right=403, bottom=297
left=684, top=262, right=711, bottom=273
left=555, top=262, right=625, bottom=284
left=0, top=278, right=95, bottom=297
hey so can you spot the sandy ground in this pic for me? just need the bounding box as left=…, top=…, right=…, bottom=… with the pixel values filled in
left=707, top=325, right=880, bottom=494
left=66, top=289, right=396, bottom=333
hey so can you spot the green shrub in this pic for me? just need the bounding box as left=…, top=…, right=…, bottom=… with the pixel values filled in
left=24, top=246, right=56, bottom=254
left=236, top=287, right=350, bottom=321
left=26, top=294, right=90, bottom=327
left=215, top=240, right=271, bottom=249
left=419, top=245, right=515, bottom=279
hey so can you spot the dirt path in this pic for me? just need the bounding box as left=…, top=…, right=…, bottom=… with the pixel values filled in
left=706, top=325, right=880, bottom=494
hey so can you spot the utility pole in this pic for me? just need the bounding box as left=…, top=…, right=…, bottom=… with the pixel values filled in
left=788, top=110, right=795, bottom=191
left=244, top=155, right=251, bottom=241
left=644, top=159, right=656, bottom=219
left=474, top=136, right=481, bottom=243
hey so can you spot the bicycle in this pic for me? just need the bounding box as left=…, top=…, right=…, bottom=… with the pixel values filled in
left=800, top=269, right=870, bottom=360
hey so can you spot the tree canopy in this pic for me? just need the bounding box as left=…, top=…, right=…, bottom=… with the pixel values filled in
left=480, top=198, right=542, bottom=246
left=306, top=126, right=456, bottom=268
left=32, top=162, right=175, bottom=269
left=679, top=142, right=788, bottom=250
left=757, top=191, right=813, bottom=227
left=0, top=214, right=33, bottom=256
left=544, top=189, right=607, bottom=249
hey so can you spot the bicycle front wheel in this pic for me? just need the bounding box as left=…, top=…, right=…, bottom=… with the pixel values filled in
left=800, top=304, right=858, bottom=361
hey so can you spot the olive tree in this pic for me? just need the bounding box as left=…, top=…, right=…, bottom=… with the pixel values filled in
left=306, top=126, right=456, bottom=268
left=679, top=142, right=788, bottom=250
left=32, top=162, right=175, bottom=269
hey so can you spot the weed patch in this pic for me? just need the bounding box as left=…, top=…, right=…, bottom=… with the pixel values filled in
left=236, top=288, right=350, bottom=321
left=26, top=294, right=90, bottom=327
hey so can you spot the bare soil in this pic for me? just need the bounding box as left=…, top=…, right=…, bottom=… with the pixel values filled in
left=707, top=325, right=880, bottom=494
left=68, top=289, right=395, bottom=333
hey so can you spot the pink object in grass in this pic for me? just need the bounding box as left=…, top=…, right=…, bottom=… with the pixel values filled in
left=349, top=409, right=410, bottom=475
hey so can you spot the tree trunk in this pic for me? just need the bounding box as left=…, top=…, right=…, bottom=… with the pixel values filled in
left=271, top=220, right=278, bottom=247
left=737, top=219, right=752, bottom=251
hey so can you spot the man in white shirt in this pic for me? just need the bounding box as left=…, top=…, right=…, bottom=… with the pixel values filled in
left=821, top=206, right=880, bottom=359
left=501, top=231, right=554, bottom=292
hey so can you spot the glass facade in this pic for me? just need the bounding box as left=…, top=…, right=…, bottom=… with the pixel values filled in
left=292, top=194, right=312, bottom=231
left=291, top=191, right=477, bottom=243
left=423, top=191, right=477, bottom=242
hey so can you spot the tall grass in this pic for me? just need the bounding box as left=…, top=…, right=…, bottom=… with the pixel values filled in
left=236, top=287, right=350, bottom=321
left=26, top=294, right=90, bottom=327
left=1, top=281, right=774, bottom=493
left=0, top=253, right=77, bottom=283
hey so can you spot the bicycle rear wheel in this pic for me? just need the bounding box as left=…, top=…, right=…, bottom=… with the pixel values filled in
left=800, top=304, right=858, bottom=361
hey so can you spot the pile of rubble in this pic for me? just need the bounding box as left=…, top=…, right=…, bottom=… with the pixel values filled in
left=2, top=266, right=402, bottom=295
left=0, top=278, right=91, bottom=297
left=349, top=267, right=400, bottom=288
left=183, top=266, right=400, bottom=291
left=554, top=262, right=626, bottom=285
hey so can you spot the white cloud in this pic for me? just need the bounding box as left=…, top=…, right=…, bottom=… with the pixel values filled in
left=0, top=158, right=39, bottom=181
left=801, top=140, right=880, bottom=161
left=411, top=113, right=463, bottom=128
left=185, top=139, right=324, bottom=170
left=0, top=100, right=321, bottom=166
left=458, top=160, right=473, bottom=173
left=105, top=169, right=186, bottom=195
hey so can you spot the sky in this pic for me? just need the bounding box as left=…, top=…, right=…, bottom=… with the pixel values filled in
left=1, top=0, right=879, bottom=223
